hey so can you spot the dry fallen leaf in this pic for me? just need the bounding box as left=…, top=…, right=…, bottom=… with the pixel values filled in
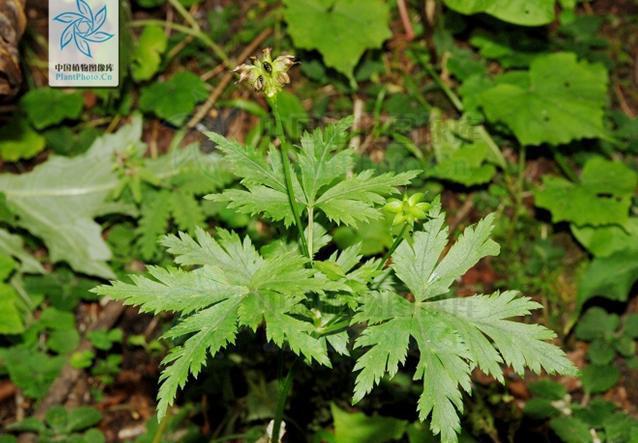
left=0, top=0, right=26, bottom=99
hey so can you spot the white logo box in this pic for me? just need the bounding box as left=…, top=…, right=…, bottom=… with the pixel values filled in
left=49, top=0, right=119, bottom=87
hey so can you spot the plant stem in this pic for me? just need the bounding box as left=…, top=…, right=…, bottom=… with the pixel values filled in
left=509, top=144, right=526, bottom=250
left=268, top=96, right=310, bottom=258
left=318, top=319, right=350, bottom=337
left=419, top=58, right=464, bottom=112
left=307, top=206, right=314, bottom=260
left=376, top=224, right=408, bottom=271
left=552, top=148, right=579, bottom=182
left=130, top=19, right=230, bottom=67
left=151, top=408, right=171, bottom=443
left=271, top=363, right=295, bottom=442
left=166, top=0, right=199, bottom=31
left=371, top=224, right=409, bottom=290
left=517, top=144, right=526, bottom=210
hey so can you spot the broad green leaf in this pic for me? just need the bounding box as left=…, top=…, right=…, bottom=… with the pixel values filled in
left=469, top=31, right=544, bottom=68
left=2, top=346, right=64, bottom=399
left=45, top=406, right=69, bottom=432
left=0, top=254, right=15, bottom=280
left=66, top=407, right=102, bottom=432
left=443, top=0, right=555, bottom=26
left=524, top=399, right=561, bottom=420
left=0, top=118, right=144, bottom=278
left=624, top=314, right=638, bottom=339
left=549, top=416, right=593, bottom=443
left=283, top=0, right=391, bottom=82
left=603, top=413, right=638, bottom=443
left=534, top=157, right=637, bottom=227
left=581, top=364, right=619, bottom=394
left=43, top=126, right=99, bottom=157
left=0, top=228, right=45, bottom=273
left=0, top=283, right=24, bottom=334
left=331, top=404, right=407, bottom=443
left=20, top=88, right=84, bottom=129
left=428, top=146, right=496, bottom=187
left=478, top=52, right=608, bottom=145
left=575, top=307, right=619, bottom=341
left=0, top=117, right=46, bottom=162
left=23, top=269, right=98, bottom=311
left=139, top=72, right=208, bottom=126
left=578, top=248, right=638, bottom=306
left=588, top=339, right=615, bottom=365
left=427, top=109, right=503, bottom=186
left=528, top=380, right=567, bottom=400
left=48, top=327, right=80, bottom=354
left=6, top=417, right=47, bottom=434
left=131, top=25, right=168, bottom=81
left=94, top=228, right=329, bottom=419
left=613, top=336, right=635, bottom=358
left=572, top=218, right=638, bottom=257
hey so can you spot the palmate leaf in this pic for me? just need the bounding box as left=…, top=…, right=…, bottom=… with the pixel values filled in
left=443, top=0, right=555, bottom=26
left=534, top=156, right=637, bottom=227
left=93, top=227, right=329, bottom=419
left=283, top=0, right=391, bottom=82
left=353, top=212, right=576, bottom=443
left=207, top=119, right=418, bottom=228
left=477, top=52, right=608, bottom=146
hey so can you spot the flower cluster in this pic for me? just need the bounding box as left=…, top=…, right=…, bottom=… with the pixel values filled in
left=234, top=48, right=295, bottom=97
left=384, top=193, right=430, bottom=226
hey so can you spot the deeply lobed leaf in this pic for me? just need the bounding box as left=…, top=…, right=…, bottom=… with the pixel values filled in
left=353, top=213, right=576, bottom=442
left=94, top=228, right=329, bottom=419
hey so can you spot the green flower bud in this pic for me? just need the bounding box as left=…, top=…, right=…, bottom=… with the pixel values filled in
left=384, top=193, right=431, bottom=226
left=233, top=48, right=295, bottom=98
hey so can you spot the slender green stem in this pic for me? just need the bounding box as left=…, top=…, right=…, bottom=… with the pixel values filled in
left=317, top=320, right=350, bottom=337
left=166, top=0, right=200, bottom=31
left=269, top=96, right=310, bottom=258
left=552, top=149, right=579, bottom=182
left=419, top=58, right=464, bottom=112
left=517, top=144, right=526, bottom=209
left=509, top=144, right=527, bottom=250
left=151, top=409, right=171, bottom=443
left=371, top=224, right=408, bottom=290
left=377, top=224, right=408, bottom=272
left=307, top=206, right=314, bottom=261
left=130, top=20, right=230, bottom=67
left=271, top=363, right=295, bottom=442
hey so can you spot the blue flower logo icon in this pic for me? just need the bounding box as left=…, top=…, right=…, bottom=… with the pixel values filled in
left=53, top=0, right=114, bottom=58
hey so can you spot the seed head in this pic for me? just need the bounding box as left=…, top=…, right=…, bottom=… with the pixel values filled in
left=233, top=48, right=295, bottom=97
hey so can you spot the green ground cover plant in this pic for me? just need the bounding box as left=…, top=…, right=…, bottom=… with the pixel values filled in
left=0, top=1, right=637, bottom=442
